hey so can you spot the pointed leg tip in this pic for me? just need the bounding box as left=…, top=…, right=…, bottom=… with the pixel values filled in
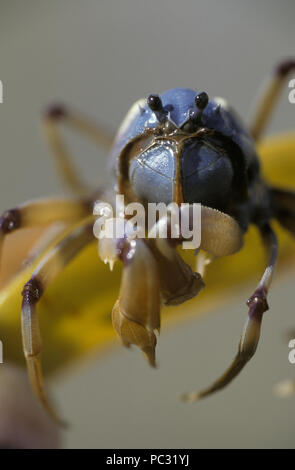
left=58, top=418, right=69, bottom=429
left=37, top=398, right=68, bottom=428
left=121, top=338, right=131, bottom=349
left=147, top=356, right=157, bottom=368
left=49, top=414, right=69, bottom=429
left=143, top=349, right=156, bottom=368
left=181, top=392, right=201, bottom=403
left=26, top=357, right=66, bottom=428
left=41, top=401, right=68, bottom=428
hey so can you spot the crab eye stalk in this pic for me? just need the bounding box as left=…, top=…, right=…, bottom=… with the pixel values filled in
left=195, top=91, right=209, bottom=110
left=147, top=94, right=162, bottom=111
left=183, top=92, right=209, bottom=131
left=147, top=94, right=167, bottom=123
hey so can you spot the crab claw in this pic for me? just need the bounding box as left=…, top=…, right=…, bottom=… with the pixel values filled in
left=112, top=238, right=160, bottom=367
left=151, top=237, right=204, bottom=306
left=199, top=205, right=244, bottom=257
left=112, top=300, right=157, bottom=366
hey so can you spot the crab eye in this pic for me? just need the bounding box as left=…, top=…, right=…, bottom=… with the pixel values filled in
left=147, top=94, right=163, bottom=112
left=195, top=91, right=209, bottom=110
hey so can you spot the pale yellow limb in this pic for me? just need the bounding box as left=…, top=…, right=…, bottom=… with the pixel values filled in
left=249, top=59, right=295, bottom=141
left=21, top=219, right=95, bottom=424
left=0, top=197, right=90, bottom=282
left=43, top=104, right=113, bottom=194
left=22, top=223, right=67, bottom=269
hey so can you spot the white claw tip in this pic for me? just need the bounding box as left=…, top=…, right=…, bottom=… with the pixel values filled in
left=108, top=259, right=114, bottom=271
left=103, top=258, right=115, bottom=271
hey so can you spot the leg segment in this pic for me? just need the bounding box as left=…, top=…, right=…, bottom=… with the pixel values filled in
left=21, top=219, right=94, bottom=424
left=249, top=58, right=295, bottom=141
left=43, top=104, right=113, bottom=194
left=182, top=223, right=278, bottom=402
left=22, top=223, right=67, bottom=269
left=0, top=197, right=91, bottom=277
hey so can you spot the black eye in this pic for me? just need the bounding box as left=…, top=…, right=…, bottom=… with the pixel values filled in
left=195, top=92, right=209, bottom=110
left=147, top=94, right=163, bottom=112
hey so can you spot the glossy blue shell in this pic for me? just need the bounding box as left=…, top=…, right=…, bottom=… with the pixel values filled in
left=111, top=87, right=257, bottom=166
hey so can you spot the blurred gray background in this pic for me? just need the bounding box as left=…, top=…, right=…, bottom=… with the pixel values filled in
left=0, top=0, right=295, bottom=448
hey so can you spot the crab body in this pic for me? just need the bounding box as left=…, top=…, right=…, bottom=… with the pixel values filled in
left=0, top=60, right=295, bottom=423
left=111, top=88, right=272, bottom=231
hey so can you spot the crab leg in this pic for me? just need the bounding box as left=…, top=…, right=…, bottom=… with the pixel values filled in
left=21, top=219, right=94, bottom=424
left=43, top=104, right=113, bottom=194
left=250, top=59, right=295, bottom=141
left=0, top=198, right=90, bottom=279
left=182, top=223, right=278, bottom=402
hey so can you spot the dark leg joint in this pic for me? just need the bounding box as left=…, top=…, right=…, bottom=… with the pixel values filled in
left=116, top=238, right=135, bottom=266
left=0, top=209, right=21, bottom=234
left=247, top=286, right=269, bottom=320
left=22, top=278, right=43, bottom=304
left=44, top=104, right=68, bottom=120
left=275, top=59, right=295, bottom=77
